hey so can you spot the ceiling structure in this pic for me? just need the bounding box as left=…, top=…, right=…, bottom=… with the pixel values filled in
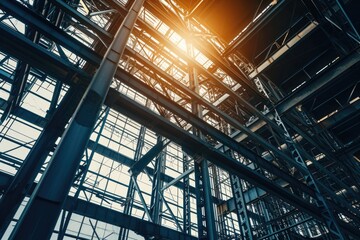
left=0, top=0, right=359, bottom=239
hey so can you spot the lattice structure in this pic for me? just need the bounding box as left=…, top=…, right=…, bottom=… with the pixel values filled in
left=0, top=0, right=359, bottom=239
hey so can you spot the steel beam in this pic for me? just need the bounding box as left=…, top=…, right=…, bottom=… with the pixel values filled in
left=0, top=22, right=90, bottom=84
left=65, top=196, right=196, bottom=240
left=57, top=107, right=110, bottom=240
left=0, top=0, right=102, bottom=66
left=119, top=125, right=147, bottom=240
left=230, top=174, right=254, bottom=239
left=276, top=48, right=360, bottom=114
left=162, top=167, right=194, bottom=192
left=187, top=34, right=217, bottom=239
left=129, top=139, right=169, bottom=176
left=48, top=0, right=113, bottom=42
left=321, top=100, right=360, bottom=128
left=182, top=153, right=192, bottom=235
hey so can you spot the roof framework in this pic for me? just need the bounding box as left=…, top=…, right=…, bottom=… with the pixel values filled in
left=0, top=0, right=359, bottom=239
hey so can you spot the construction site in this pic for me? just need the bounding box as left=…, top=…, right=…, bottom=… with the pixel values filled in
left=0, top=0, right=359, bottom=239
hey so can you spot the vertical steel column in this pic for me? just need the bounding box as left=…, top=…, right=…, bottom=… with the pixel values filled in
left=193, top=159, right=206, bottom=238
left=230, top=174, right=253, bottom=240
left=186, top=26, right=217, bottom=239
left=119, top=125, right=147, bottom=240
left=200, top=159, right=217, bottom=240
left=9, top=0, right=145, bottom=238
left=46, top=81, right=63, bottom=119
left=259, top=200, right=277, bottom=239
left=182, top=153, right=192, bottom=235
left=0, top=85, right=83, bottom=238
left=118, top=181, right=136, bottom=239
left=149, top=135, right=165, bottom=224
left=212, top=164, right=228, bottom=239
left=57, top=107, right=110, bottom=240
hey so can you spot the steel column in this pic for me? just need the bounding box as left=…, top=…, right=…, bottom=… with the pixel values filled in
left=0, top=85, right=84, bottom=238
left=119, top=125, right=147, bottom=240
left=149, top=135, right=166, bottom=224
left=8, top=0, right=144, bottom=238
left=57, top=107, right=110, bottom=240
left=187, top=35, right=217, bottom=239
left=182, top=153, right=192, bottom=235
left=230, top=174, right=253, bottom=239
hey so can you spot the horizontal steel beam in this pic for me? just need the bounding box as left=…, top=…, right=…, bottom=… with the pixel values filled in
left=64, top=197, right=197, bottom=240
left=276, top=48, right=360, bottom=114
left=0, top=23, right=90, bottom=84
left=0, top=0, right=102, bottom=66
left=0, top=172, right=195, bottom=240
left=49, top=0, right=113, bottom=42
left=162, top=167, right=194, bottom=192
left=321, top=100, right=360, bottom=128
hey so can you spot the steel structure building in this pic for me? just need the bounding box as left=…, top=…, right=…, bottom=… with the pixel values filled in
left=0, top=0, right=359, bottom=239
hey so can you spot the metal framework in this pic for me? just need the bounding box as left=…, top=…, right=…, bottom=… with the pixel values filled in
left=0, top=0, right=359, bottom=239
